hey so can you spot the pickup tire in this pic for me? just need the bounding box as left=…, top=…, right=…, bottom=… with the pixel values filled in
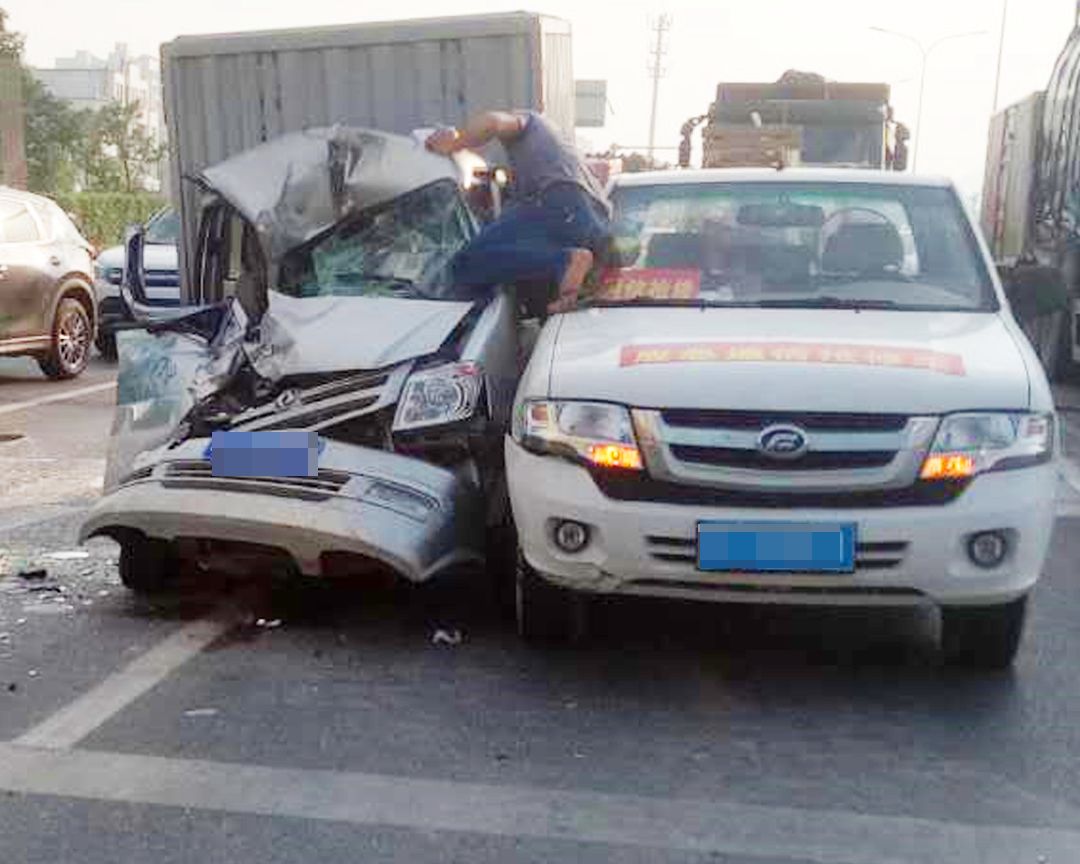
left=940, top=596, right=1027, bottom=669
left=119, top=533, right=180, bottom=595
left=515, top=553, right=586, bottom=643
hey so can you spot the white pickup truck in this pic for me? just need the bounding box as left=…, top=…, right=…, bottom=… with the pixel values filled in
left=507, top=168, right=1058, bottom=668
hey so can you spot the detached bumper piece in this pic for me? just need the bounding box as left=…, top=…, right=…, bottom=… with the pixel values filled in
left=80, top=439, right=485, bottom=583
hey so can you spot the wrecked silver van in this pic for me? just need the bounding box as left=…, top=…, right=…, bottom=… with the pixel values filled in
left=80, top=128, right=521, bottom=592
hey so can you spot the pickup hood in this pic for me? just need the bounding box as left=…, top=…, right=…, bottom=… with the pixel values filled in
left=549, top=307, right=1031, bottom=414
left=252, top=292, right=473, bottom=378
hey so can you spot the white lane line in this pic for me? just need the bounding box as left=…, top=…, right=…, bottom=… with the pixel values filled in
left=15, top=616, right=231, bottom=750
left=0, top=744, right=1077, bottom=863
left=0, top=380, right=115, bottom=417
left=1060, top=458, right=1080, bottom=497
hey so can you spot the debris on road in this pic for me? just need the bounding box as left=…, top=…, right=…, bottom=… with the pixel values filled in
left=27, top=670, right=38, bottom=678
left=26, top=584, right=62, bottom=594
left=17, top=569, right=47, bottom=581
left=184, top=708, right=220, bottom=718
left=431, top=628, right=464, bottom=646
left=255, top=618, right=283, bottom=629
left=45, top=551, right=90, bottom=561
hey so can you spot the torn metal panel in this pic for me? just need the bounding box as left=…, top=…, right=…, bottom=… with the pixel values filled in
left=199, top=127, right=463, bottom=261
left=248, top=292, right=473, bottom=379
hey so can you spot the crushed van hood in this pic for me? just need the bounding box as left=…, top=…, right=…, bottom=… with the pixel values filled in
left=251, top=292, right=474, bottom=378
left=200, top=127, right=461, bottom=259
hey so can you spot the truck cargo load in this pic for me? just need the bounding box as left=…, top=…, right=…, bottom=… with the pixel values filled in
left=681, top=71, right=908, bottom=171
left=980, top=16, right=1080, bottom=381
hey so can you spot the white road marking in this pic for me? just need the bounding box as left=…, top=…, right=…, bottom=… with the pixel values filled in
left=14, top=615, right=231, bottom=749
left=1060, top=457, right=1080, bottom=497
left=0, top=380, right=115, bottom=417
left=0, top=743, right=1076, bottom=863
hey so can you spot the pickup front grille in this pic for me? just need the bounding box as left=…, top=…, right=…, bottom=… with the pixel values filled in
left=644, top=535, right=910, bottom=570
left=669, top=445, right=896, bottom=471
left=591, top=471, right=968, bottom=508
left=659, top=410, right=909, bottom=432
left=632, top=408, right=939, bottom=500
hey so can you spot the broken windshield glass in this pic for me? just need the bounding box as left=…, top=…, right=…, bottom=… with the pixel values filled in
left=277, top=180, right=474, bottom=301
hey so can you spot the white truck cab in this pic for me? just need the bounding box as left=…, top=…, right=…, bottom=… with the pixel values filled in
left=506, top=168, right=1058, bottom=668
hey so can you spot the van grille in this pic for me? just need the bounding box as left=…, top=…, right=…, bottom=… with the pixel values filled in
left=161, top=460, right=352, bottom=501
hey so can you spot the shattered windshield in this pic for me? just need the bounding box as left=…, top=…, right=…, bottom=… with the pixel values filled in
left=596, top=182, right=996, bottom=311
left=278, top=180, right=474, bottom=300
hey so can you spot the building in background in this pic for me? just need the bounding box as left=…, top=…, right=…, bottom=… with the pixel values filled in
left=32, top=44, right=166, bottom=190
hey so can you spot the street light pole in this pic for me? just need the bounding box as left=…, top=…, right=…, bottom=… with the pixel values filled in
left=870, top=27, right=987, bottom=172
left=992, top=0, right=1009, bottom=113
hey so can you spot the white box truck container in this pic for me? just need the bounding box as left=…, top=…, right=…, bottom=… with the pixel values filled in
left=162, top=11, right=574, bottom=301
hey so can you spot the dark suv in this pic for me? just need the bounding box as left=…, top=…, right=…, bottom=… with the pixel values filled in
left=0, top=187, right=96, bottom=379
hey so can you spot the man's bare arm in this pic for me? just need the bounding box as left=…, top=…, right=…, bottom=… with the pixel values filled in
left=426, top=111, right=525, bottom=155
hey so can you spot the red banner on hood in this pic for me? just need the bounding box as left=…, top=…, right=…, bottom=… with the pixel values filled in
left=619, top=341, right=967, bottom=376
left=597, top=268, right=702, bottom=301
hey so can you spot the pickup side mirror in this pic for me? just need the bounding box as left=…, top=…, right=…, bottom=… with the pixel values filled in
left=1000, top=263, right=1069, bottom=323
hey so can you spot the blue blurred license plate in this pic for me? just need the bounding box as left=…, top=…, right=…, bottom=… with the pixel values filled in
left=697, top=521, right=856, bottom=573
left=205, top=431, right=322, bottom=478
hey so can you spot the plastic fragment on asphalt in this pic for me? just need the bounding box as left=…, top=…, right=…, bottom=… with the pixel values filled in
left=255, top=618, right=283, bottom=629
left=46, top=551, right=89, bottom=561
left=184, top=708, right=219, bottom=718
left=27, top=670, right=37, bottom=678
left=431, top=628, right=463, bottom=646
left=17, top=570, right=47, bottom=581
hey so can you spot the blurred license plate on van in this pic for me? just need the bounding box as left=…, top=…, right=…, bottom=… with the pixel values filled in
left=697, top=521, right=856, bottom=573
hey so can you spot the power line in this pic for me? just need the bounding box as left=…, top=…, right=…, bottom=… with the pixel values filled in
left=646, top=14, right=671, bottom=163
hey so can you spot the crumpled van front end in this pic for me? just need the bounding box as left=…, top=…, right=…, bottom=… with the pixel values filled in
left=82, top=128, right=520, bottom=591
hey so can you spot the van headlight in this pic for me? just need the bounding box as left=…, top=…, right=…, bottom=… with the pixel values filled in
left=513, top=400, right=643, bottom=470
left=920, top=412, right=1054, bottom=480
left=393, top=363, right=483, bottom=432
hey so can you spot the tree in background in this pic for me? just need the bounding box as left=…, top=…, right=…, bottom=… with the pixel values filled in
left=83, top=100, right=165, bottom=193
left=22, top=73, right=88, bottom=194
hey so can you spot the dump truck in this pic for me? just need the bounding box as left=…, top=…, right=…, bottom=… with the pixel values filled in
left=981, top=14, right=1080, bottom=381
left=679, top=71, right=909, bottom=171
left=159, top=11, right=575, bottom=304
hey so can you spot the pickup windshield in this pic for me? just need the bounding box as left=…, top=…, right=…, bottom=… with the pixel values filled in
left=277, top=180, right=474, bottom=300
left=597, top=181, right=996, bottom=311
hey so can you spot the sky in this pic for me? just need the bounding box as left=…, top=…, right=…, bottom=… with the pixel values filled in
left=5, top=0, right=1076, bottom=201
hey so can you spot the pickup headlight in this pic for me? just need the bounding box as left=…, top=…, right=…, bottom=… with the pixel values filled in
left=920, top=412, right=1054, bottom=480
left=513, top=400, right=643, bottom=470
left=393, top=362, right=483, bottom=432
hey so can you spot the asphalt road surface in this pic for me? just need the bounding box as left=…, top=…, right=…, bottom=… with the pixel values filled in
left=2, top=354, right=1080, bottom=863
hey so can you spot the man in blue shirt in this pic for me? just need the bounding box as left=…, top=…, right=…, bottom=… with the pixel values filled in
left=427, top=110, right=611, bottom=313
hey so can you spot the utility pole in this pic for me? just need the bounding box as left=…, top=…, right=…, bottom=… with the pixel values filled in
left=992, top=0, right=1008, bottom=113
left=646, top=14, right=671, bottom=165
